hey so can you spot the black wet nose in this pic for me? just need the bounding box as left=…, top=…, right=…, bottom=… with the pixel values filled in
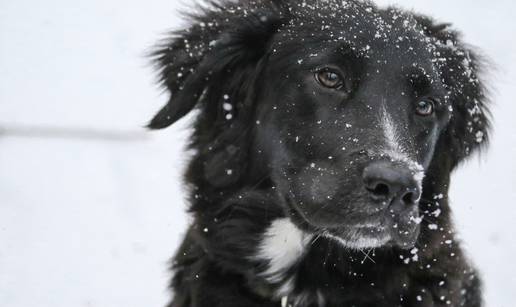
left=363, top=161, right=421, bottom=205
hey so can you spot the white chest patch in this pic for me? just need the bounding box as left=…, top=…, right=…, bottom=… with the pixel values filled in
left=255, top=218, right=312, bottom=284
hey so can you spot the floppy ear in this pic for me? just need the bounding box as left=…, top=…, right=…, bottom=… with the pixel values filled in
left=148, top=2, right=282, bottom=129
left=415, top=15, right=491, bottom=168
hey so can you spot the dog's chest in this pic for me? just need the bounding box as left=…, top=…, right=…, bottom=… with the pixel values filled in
left=253, top=218, right=332, bottom=307
left=252, top=218, right=408, bottom=307
left=255, top=218, right=313, bottom=285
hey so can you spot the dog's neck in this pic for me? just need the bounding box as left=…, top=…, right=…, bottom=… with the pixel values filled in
left=187, top=158, right=456, bottom=306
left=245, top=197, right=455, bottom=307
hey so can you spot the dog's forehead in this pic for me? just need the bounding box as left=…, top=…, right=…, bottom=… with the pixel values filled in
left=284, top=7, right=429, bottom=53
left=274, top=3, right=441, bottom=80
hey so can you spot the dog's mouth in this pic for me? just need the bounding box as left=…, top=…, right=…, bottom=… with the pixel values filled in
left=321, top=225, right=392, bottom=250
left=284, top=195, right=421, bottom=250
left=320, top=218, right=421, bottom=250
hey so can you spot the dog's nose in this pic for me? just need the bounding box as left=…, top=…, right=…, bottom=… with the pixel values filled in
left=363, top=161, right=421, bottom=205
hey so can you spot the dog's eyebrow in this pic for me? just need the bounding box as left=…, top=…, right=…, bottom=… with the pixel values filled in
left=407, top=68, right=432, bottom=92
left=336, top=44, right=361, bottom=58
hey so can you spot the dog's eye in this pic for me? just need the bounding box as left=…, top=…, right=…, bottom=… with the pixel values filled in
left=415, top=99, right=435, bottom=116
left=315, top=69, right=344, bottom=89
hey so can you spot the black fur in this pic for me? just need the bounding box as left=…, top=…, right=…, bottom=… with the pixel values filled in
left=149, top=1, right=490, bottom=306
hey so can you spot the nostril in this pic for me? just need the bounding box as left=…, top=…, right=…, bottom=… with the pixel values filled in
left=368, top=182, right=390, bottom=198
left=402, top=191, right=415, bottom=205
left=401, top=188, right=421, bottom=205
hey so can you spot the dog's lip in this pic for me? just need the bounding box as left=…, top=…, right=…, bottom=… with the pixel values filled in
left=283, top=193, right=419, bottom=246
left=324, top=224, right=388, bottom=236
left=313, top=217, right=420, bottom=249
left=284, top=193, right=388, bottom=231
left=321, top=225, right=393, bottom=249
left=351, top=223, right=385, bottom=229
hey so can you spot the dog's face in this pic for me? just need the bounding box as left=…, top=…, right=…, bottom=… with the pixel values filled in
left=149, top=0, right=489, bottom=251
left=254, top=14, right=453, bottom=249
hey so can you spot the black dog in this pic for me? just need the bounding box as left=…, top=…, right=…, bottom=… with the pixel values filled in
left=149, top=0, right=490, bottom=306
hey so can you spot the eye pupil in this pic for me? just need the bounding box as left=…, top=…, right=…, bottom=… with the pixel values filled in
left=316, top=69, right=343, bottom=89
left=416, top=99, right=434, bottom=116
left=327, top=72, right=338, bottom=81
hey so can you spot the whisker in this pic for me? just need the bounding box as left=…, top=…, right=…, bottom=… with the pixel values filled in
left=311, top=232, right=324, bottom=246
left=360, top=248, right=376, bottom=264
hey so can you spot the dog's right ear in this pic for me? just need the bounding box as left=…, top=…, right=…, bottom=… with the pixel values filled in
left=148, top=2, right=283, bottom=129
left=413, top=14, right=491, bottom=168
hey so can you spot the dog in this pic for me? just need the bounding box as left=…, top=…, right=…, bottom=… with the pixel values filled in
left=148, top=0, right=490, bottom=306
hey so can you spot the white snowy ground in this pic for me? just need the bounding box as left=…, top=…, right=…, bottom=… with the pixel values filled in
left=0, top=0, right=514, bottom=306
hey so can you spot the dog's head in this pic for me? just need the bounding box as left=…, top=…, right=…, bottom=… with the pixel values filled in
left=149, top=0, right=489, bottom=250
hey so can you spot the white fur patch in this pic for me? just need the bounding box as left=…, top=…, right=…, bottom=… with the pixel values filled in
left=256, top=218, right=312, bottom=283
left=276, top=276, right=296, bottom=297
left=380, top=108, right=425, bottom=191
left=381, top=107, right=407, bottom=157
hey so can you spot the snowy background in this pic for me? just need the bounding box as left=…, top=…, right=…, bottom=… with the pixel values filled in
left=0, top=0, right=514, bottom=306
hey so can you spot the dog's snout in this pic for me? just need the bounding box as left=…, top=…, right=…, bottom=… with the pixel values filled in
left=363, top=161, right=421, bottom=205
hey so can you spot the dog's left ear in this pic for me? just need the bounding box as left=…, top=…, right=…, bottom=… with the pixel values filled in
left=148, top=3, right=282, bottom=129
left=415, top=15, right=491, bottom=168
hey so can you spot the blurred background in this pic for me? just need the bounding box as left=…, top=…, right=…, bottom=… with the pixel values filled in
left=0, top=0, right=514, bottom=306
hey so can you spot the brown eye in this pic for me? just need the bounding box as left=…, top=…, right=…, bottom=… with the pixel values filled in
left=316, top=69, right=344, bottom=89
left=415, top=99, right=435, bottom=116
